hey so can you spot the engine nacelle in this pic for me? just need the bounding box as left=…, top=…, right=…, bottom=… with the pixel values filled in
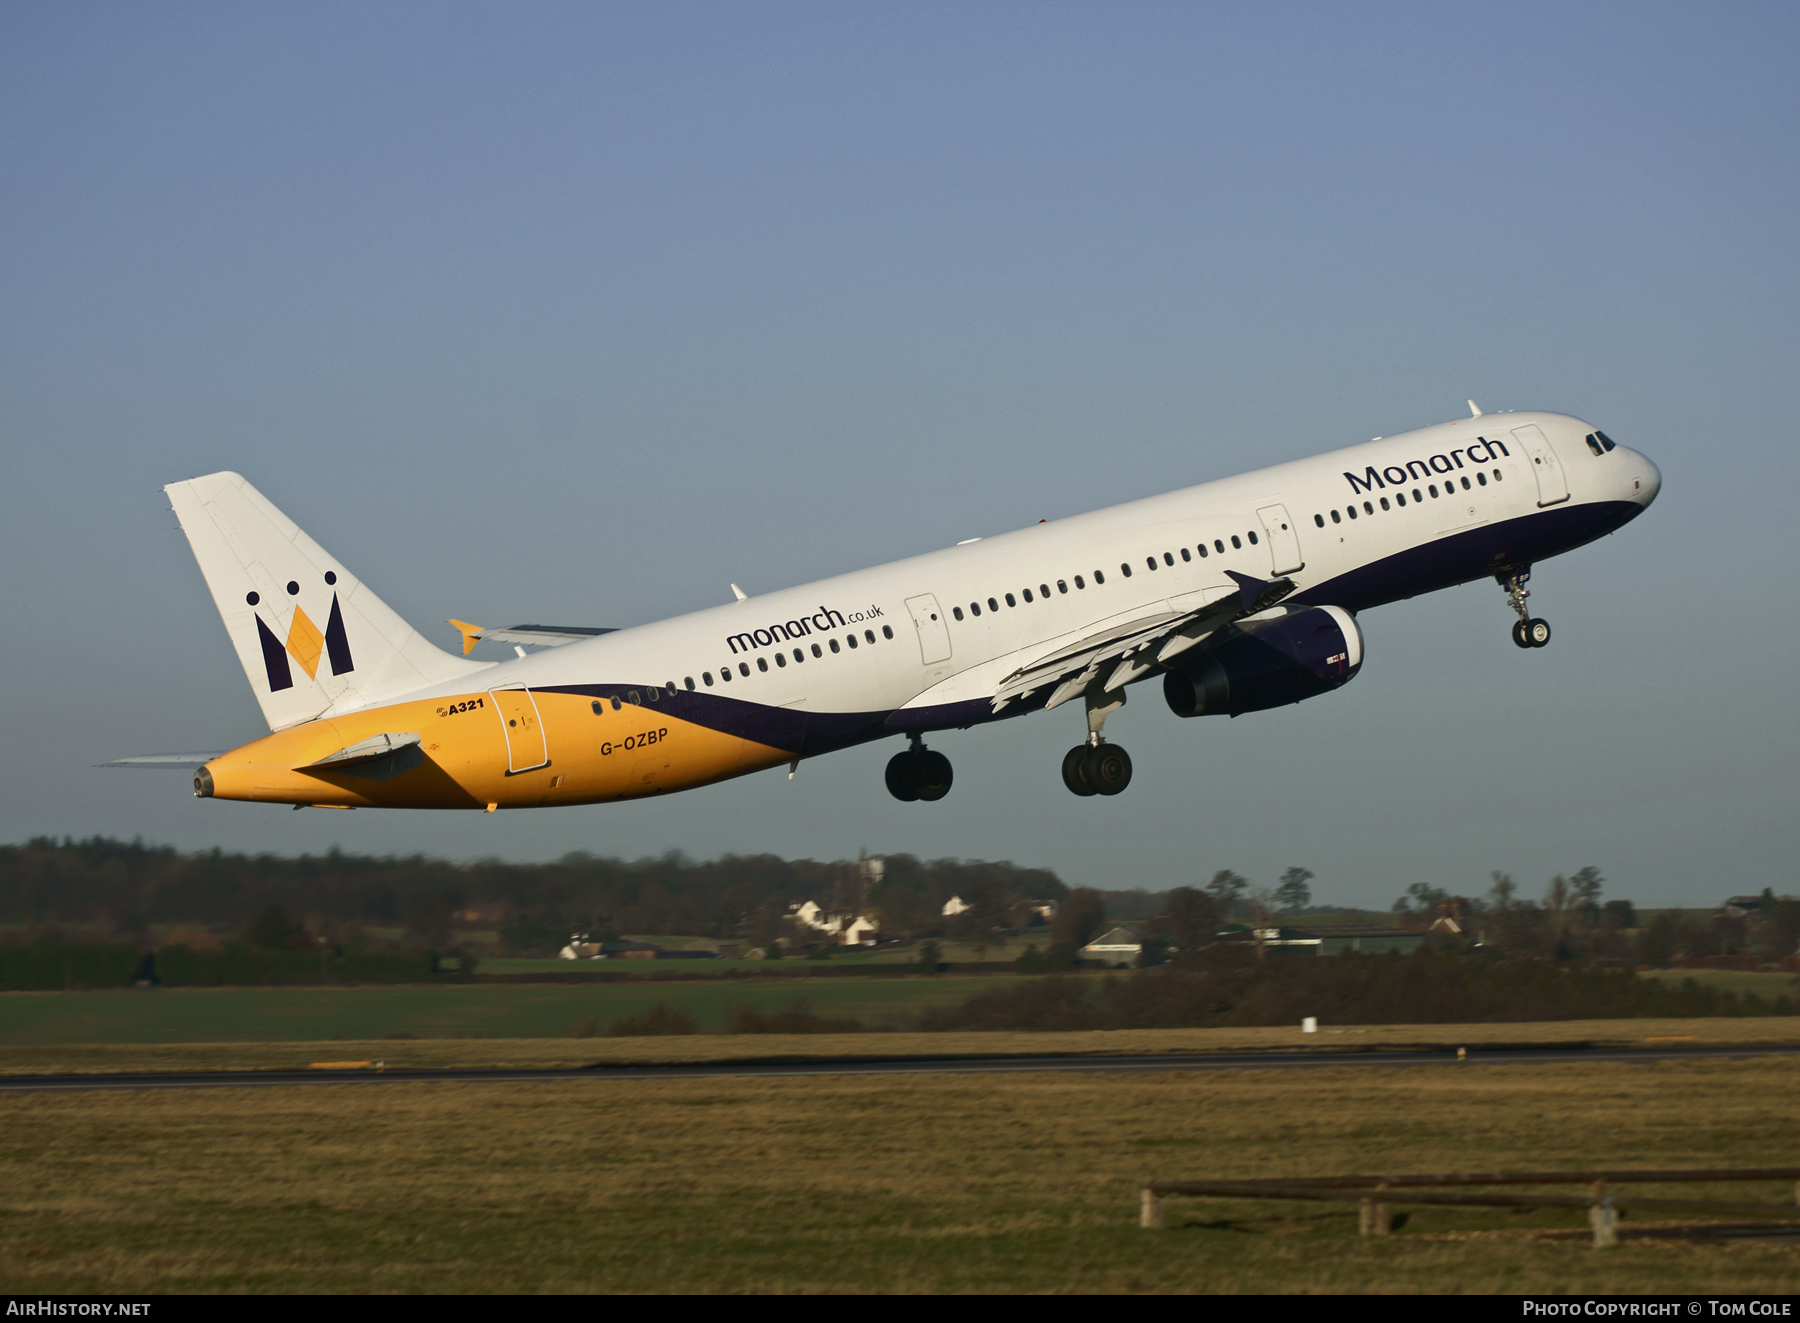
left=1162, top=604, right=1363, bottom=717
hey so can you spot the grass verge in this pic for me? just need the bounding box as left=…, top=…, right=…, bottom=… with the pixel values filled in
left=2, top=1056, right=1799, bottom=1291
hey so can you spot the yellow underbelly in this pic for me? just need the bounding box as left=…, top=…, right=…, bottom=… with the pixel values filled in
left=203, top=690, right=792, bottom=809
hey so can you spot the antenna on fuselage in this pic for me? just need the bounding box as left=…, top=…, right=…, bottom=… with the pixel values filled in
left=730, top=584, right=748, bottom=602
left=1468, top=400, right=1483, bottom=417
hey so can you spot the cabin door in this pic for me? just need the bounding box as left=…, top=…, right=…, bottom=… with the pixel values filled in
left=904, top=593, right=953, bottom=666
left=491, top=687, right=550, bottom=774
left=1510, top=425, right=1570, bottom=507
left=1255, top=504, right=1305, bottom=576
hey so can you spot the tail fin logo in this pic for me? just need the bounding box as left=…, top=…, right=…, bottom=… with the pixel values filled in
left=249, top=588, right=355, bottom=693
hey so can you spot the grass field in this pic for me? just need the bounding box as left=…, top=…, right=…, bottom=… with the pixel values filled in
left=3, top=1053, right=1799, bottom=1291
left=0, top=976, right=1028, bottom=1045
left=1639, top=968, right=1800, bottom=998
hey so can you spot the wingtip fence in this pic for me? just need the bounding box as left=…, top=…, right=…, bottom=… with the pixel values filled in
left=1139, top=1168, right=1800, bottom=1249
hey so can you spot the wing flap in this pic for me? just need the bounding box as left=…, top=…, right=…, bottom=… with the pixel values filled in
left=992, top=571, right=1296, bottom=712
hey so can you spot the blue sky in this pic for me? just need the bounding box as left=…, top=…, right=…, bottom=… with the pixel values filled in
left=3, top=3, right=1796, bottom=909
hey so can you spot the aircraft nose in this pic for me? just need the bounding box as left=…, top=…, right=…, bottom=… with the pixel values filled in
left=1632, top=452, right=1662, bottom=506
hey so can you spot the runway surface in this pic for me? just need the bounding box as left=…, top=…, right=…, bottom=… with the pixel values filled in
left=3, top=1042, right=1798, bottom=1093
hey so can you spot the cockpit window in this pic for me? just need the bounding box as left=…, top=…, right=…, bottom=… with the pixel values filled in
left=1596, top=430, right=1617, bottom=452
left=1585, top=433, right=1604, bottom=456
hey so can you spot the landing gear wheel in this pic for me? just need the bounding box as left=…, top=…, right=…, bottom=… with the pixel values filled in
left=1083, top=743, right=1133, bottom=796
left=1511, top=620, right=1531, bottom=649
left=1062, top=745, right=1097, bottom=797
left=1525, top=617, right=1551, bottom=648
left=884, top=751, right=921, bottom=802
left=914, top=750, right=953, bottom=802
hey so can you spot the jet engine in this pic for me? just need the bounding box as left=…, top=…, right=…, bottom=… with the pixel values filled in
left=1162, top=605, right=1362, bottom=718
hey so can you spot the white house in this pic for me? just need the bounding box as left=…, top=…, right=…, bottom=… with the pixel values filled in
left=942, top=895, right=970, bottom=917
left=790, top=900, right=881, bottom=946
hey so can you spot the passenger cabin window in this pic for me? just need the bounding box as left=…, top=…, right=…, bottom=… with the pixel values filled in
left=1181, top=547, right=1192, bottom=560
left=1330, top=510, right=1341, bottom=524
left=1074, top=575, right=1086, bottom=588
left=1314, top=514, right=1324, bottom=528
left=881, top=625, right=893, bottom=639
left=865, top=629, right=876, bottom=643
left=739, top=662, right=750, bottom=675
left=1163, top=552, right=1174, bottom=566
left=1380, top=497, right=1390, bottom=510
left=684, top=676, right=695, bottom=691
left=703, top=672, right=714, bottom=686
left=1493, top=469, right=1502, bottom=481
left=953, top=606, right=964, bottom=621
left=774, top=653, right=786, bottom=668
left=591, top=700, right=604, bottom=715
left=1477, top=472, right=1487, bottom=486
left=1095, top=570, right=1105, bottom=584
left=970, top=602, right=981, bottom=616
left=1412, top=488, right=1422, bottom=502
left=793, top=649, right=804, bottom=663
left=987, top=597, right=998, bottom=612
left=1460, top=476, right=1471, bottom=490
left=1428, top=485, right=1438, bottom=498
left=1197, top=542, right=1209, bottom=556
left=1120, top=563, right=1132, bottom=577
left=1229, top=535, right=1241, bottom=549
left=847, top=634, right=858, bottom=648
left=829, top=638, right=840, bottom=652
left=1248, top=530, right=1258, bottom=544
left=1040, top=583, right=1051, bottom=597
left=1058, top=580, right=1068, bottom=593
left=1005, top=593, right=1016, bottom=607
left=1347, top=506, right=1358, bottom=520
left=1363, top=501, right=1374, bottom=514
left=1213, top=539, right=1224, bottom=553
left=629, top=690, right=641, bottom=704
left=1021, top=588, right=1033, bottom=602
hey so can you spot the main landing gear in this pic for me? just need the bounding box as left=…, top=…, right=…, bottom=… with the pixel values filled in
left=1501, top=568, right=1551, bottom=650
left=886, top=734, right=953, bottom=802
left=1062, top=687, right=1134, bottom=797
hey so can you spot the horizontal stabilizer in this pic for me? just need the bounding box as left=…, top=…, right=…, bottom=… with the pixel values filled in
left=448, top=620, right=616, bottom=655
left=99, top=753, right=225, bottom=770
left=302, top=732, right=422, bottom=769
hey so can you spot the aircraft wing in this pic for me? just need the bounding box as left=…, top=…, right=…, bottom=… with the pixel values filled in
left=448, top=620, right=617, bottom=655
left=99, top=753, right=225, bottom=770
left=992, top=570, right=1295, bottom=713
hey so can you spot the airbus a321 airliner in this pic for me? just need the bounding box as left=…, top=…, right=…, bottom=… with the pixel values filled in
left=113, top=405, right=1658, bottom=808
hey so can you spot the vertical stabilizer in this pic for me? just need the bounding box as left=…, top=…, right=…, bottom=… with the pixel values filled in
left=165, top=472, right=489, bottom=731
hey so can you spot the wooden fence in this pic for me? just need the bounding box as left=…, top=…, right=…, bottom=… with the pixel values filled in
left=1139, top=1167, right=1800, bottom=1248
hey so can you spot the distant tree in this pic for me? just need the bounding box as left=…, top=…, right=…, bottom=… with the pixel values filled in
left=1488, top=872, right=1517, bottom=909
left=1764, top=900, right=1800, bottom=957
left=1543, top=875, right=1570, bottom=914
left=244, top=903, right=306, bottom=950
left=1135, top=935, right=1170, bottom=968
left=1393, top=883, right=1448, bottom=914
left=1048, top=888, right=1107, bottom=955
left=1637, top=912, right=1678, bottom=967
left=1602, top=899, right=1637, bottom=930
left=916, top=940, right=942, bottom=970
left=1272, top=867, right=1314, bottom=913
left=1153, top=886, right=1221, bottom=951
left=1569, top=866, right=1605, bottom=909
left=1204, top=870, right=1248, bottom=905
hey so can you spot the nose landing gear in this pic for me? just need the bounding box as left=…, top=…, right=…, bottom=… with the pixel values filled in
left=1500, top=568, right=1551, bottom=649
left=1062, top=686, right=1134, bottom=796
left=885, top=734, right=953, bottom=802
